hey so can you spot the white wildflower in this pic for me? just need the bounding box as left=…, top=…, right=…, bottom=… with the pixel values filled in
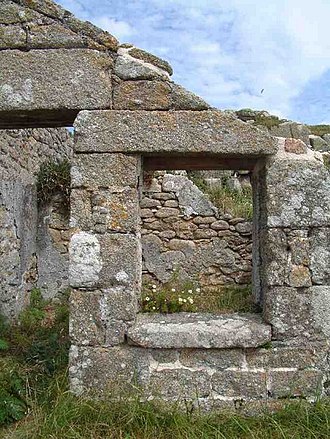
left=152, top=284, right=157, bottom=289
left=183, top=298, right=187, bottom=303
left=178, top=297, right=183, bottom=303
left=171, top=288, right=176, bottom=292
left=188, top=289, right=193, bottom=294
left=188, top=297, right=194, bottom=304
left=196, top=287, right=201, bottom=293
left=152, top=306, right=156, bottom=310
left=145, top=296, right=150, bottom=302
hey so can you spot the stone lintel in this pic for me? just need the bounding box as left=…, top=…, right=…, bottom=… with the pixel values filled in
left=0, top=49, right=113, bottom=126
left=127, top=313, right=271, bottom=349
left=74, top=110, right=278, bottom=156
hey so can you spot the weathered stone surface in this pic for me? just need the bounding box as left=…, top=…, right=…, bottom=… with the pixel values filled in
left=264, top=156, right=330, bottom=227
left=179, top=349, right=244, bottom=369
left=170, top=84, right=210, bottom=110
left=289, top=265, right=311, bottom=287
left=0, top=50, right=113, bottom=115
left=70, top=290, right=106, bottom=346
left=69, top=231, right=102, bottom=289
left=127, top=47, right=173, bottom=75
left=309, top=135, right=330, bottom=152
left=162, top=174, right=216, bottom=216
left=245, top=343, right=328, bottom=369
left=212, top=370, right=267, bottom=399
left=113, top=80, right=171, bottom=110
left=28, top=23, right=87, bottom=49
left=284, top=138, right=307, bottom=154
left=0, top=25, right=26, bottom=49
left=211, top=220, right=230, bottom=230
left=148, top=369, right=211, bottom=399
left=270, top=122, right=310, bottom=145
left=69, top=345, right=147, bottom=395
left=264, top=286, right=330, bottom=340
left=99, top=233, right=141, bottom=289
left=74, top=110, right=277, bottom=155
left=235, top=222, right=252, bottom=235
left=71, top=153, right=140, bottom=190
left=260, top=228, right=289, bottom=286
left=310, top=228, right=330, bottom=285
left=127, top=313, right=271, bottom=349
left=114, top=55, right=170, bottom=80
left=269, top=370, right=323, bottom=398
left=194, top=228, right=217, bottom=239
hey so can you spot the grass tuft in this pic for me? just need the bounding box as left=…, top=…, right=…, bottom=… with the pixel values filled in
left=207, top=186, right=253, bottom=220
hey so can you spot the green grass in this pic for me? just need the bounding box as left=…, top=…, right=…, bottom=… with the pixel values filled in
left=3, top=373, right=330, bottom=439
left=36, top=159, right=71, bottom=209
left=193, top=284, right=258, bottom=314
left=2, top=291, right=330, bottom=438
left=308, top=124, right=330, bottom=137
left=207, top=186, right=253, bottom=220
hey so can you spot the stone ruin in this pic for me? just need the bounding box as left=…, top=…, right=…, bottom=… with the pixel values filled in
left=1, top=0, right=330, bottom=412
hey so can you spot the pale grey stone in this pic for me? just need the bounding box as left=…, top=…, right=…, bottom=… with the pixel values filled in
left=264, top=286, right=330, bottom=340
left=309, top=135, right=330, bottom=152
left=74, top=110, right=277, bottom=156
left=69, top=231, right=102, bottom=289
left=162, top=174, right=216, bottom=217
left=0, top=49, right=113, bottom=115
left=212, top=370, right=267, bottom=399
left=310, top=228, right=330, bottom=285
left=71, top=153, right=140, bottom=190
left=264, top=157, right=330, bottom=228
left=127, top=313, right=271, bottom=349
left=170, top=83, right=210, bottom=110
left=235, top=222, right=252, bottom=234
left=270, top=122, right=310, bottom=144
left=211, top=220, right=230, bottom=230
left=114, top=55, right=170, bottom=80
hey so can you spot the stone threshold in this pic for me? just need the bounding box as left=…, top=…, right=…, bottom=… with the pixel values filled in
left=127, top=313, right=271, bottom=349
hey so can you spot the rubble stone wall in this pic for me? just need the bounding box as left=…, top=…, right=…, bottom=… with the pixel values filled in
left=141, top=172, right=252, bottom=291
left=0, top=127, right=72, bottom=318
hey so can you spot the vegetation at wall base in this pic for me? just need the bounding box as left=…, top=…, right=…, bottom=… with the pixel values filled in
left=1, top=289, right=330, bottom=438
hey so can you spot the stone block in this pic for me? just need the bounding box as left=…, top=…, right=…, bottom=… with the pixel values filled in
left=28, top=23, right=87, bottom=49
left=269, top=369, right=323, bottom=398
left=70, top=290, right=106, bottom=346
left=289, top=265, right=311, bottom=287
left=179, top=349, right=244, bottom=370
left=74, top=110, right=277, bottom=155
left=71, top=153, right=140, bottom=190
left=284, top=138, right=307, bottom=154
left=309, top=135, right=330, bottom=152
left=0, top=25, right=26, bottom=49
left=148, top=369, right=211, bottom=399
left=245, top=343, right=328, bottom=369
left=69, top=345, right=148, bottom=395
left=263, top=157, right=330, bottom=228
left=69, top=231, right=102, bottom=289
left=99, top=233, right=142, bottom=289
left=260, top=228, right=289, bottom=286
left=264, top=286, right=330, bottom=340
left=212, top=370, right=267, bottom=399
left=270, top=122, right=310, bottom=145
left=310, top=228, right=330, bottom=285
left=125, top=47, right=173, bottom=75
left=0, top=49, right=113, bottom=113
left=113, top=80, right=171, bottom=110
left=288, top=230, right=309, bottom=266
left=170, top=83, right=210, bottom=110
left=114, top=55, right=170, bottom=80
left=127, top=313, right=271, bottom=349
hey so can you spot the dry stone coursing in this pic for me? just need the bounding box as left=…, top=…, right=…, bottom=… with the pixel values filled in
left=141, top=172, right=252, bottom=291
left=2, top=0, right=330, bottom=412
left=0, top=127, right=72, bottom=318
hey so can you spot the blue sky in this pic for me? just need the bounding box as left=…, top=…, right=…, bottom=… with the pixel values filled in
left=57, top=0, right=330, bottom=124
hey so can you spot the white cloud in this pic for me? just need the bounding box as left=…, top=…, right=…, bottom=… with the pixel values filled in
left=56, top=0, right=330, bottom=123
left=92, top=17, right=135, bottom=40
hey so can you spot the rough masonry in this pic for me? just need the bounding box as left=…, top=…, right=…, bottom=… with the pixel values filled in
left=1, top=0, right=330, bottom=413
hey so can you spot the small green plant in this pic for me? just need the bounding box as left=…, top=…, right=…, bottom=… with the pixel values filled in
left=36, top=159, right=71, bottom=208
left=207, top=185, right=253, bottom=220
left=141, top=283, right=199, bottom=313
left=324, top=154, right=330, bottom=171
left=308, top=124, right=330, bottom=137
